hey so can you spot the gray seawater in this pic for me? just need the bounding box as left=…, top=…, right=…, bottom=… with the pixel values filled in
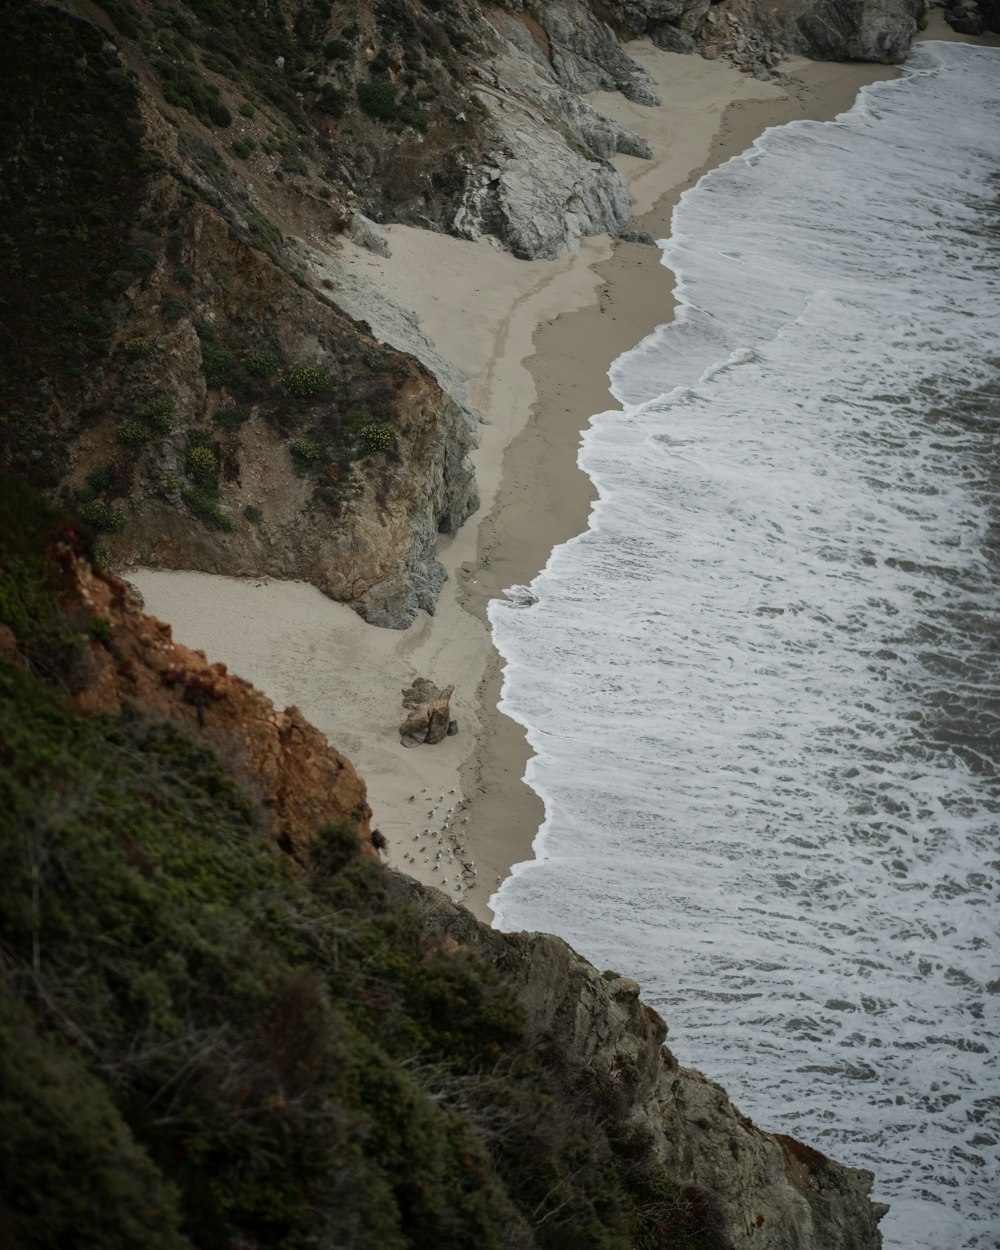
left=489, top=41, right=1000, bottom=1250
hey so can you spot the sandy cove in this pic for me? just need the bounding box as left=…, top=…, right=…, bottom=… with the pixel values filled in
left=130, top=43, right=894, bottom=924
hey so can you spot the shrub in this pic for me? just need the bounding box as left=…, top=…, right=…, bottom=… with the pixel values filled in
left=215, top=404, right=251, bottom=431
left=230, top=137, right=255, bottom=160
left=360, top=423, right=394, bottom=455
left=199, top=334, right=236, bottom=388
left=316, top=84, right=348, bottom=117
left=155, top=57, right=232, bottom=128
left=285, top=365, right=329, bottom=399
left=89, top=616, right=113, bottom=646
left=182, top=488, right=233, bottom=530
left=137, top=394, right=175, bottom=433
left=86, top=464, right=112, bottom=495
left=357, top=80, right=399, bottom=122
left=186, top=444, right=219, bottom=485
left=78, top=498, right=125, bottom=533
left=243, top=504, right=262, bottom=524
left=289, top=438, right=325, bottom=468
left=161, top=296, right=187, bottom=323
left=116, top=419, right=149, bottom=446
left=244, top=345, right=281, bottom=377
left=124, top=335, right=153, bottom=358
left=173, top=264, right=194, bottom=287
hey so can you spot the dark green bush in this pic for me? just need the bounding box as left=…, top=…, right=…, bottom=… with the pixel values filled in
left=357, top=80, right=400, bottom=121
left=244, top=345, right=281, bottom=377
left=285, top=364, right=329, bottom=399
left=116, top=418, right=150, bottom=446
left=137, top=394, right=176, bottom=433
left=155, top=57, right=232, bottom=127
left=182, top=487, right=233, bottom=530
left=215, top=404, right=252, bottom=431
left=198, top=331, right=236, bottom=388
left=78, top=498, right=126, bottom=533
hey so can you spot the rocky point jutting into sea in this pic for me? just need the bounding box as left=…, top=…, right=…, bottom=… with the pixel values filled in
left=2, top=1, right=996, bottom=1248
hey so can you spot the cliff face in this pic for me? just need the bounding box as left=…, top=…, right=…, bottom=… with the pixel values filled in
left=613, top=0, right=925, bottom=71
left=407, top=878, right=888, bottom=1250
left=0, top=482, right=887, bottom=1249
left=0, top=3, right=479, bottom=629
left=0, top=1, right=925, bottom=627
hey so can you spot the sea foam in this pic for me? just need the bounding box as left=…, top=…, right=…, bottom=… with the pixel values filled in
left=490, top=42, right=1000, bottom=1250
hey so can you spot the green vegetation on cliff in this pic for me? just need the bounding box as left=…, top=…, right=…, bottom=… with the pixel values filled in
left=0, top=474, right=728, bottom=1250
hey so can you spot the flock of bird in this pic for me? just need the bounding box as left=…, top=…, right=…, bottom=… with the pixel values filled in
left=388, top=785, right=500, bottom=899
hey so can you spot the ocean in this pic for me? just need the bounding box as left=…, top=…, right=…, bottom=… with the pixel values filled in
left=489, top=40, right=1000, bottom=1250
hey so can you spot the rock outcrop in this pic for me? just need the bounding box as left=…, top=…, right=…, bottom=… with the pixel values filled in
left=401, top=874, right=888, bottom=1250
left=450, top=4, right=657, bottom=258
left=615, top=0, right=926, bottom=71
left=399, top=677, right=459, bottom=746
left=942, top=0, right=1000, bottom=34
left=61, top=541, right=376, bottom=859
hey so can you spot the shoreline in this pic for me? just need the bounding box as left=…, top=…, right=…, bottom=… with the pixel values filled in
left=463, top=51, right=897, bottom=923
left=129, top=44, right=897, bottom=925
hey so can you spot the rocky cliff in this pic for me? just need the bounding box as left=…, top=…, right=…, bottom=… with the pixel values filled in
left=0, top=1, right=928, bottom=629
left=408, top=878, right=888, bottom=1250
left=1, top=2, right=480, bottom=628
left=615, top=0, right=925, bottom=67
left=0, top=478, right=886, bottom=1249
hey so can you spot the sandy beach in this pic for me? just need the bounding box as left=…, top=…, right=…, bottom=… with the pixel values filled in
left=130, top=41, right=896, bottom=924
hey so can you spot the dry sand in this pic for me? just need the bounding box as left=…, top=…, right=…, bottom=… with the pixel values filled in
left=129, top=42, right=896, bottom=924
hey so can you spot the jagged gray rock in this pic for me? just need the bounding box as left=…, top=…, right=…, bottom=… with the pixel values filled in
left=536, top=0, right=662, bottom=102
left=454, top=105, right=633, bottom=260
left=453, top=5, right=659, bottom=259
left=346, top=211, right=392, bottom=258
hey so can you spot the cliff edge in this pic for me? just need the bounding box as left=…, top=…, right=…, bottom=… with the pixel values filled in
left=0, top=475, right=886, bottom=1249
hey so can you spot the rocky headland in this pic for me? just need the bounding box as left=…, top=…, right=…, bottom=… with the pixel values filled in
left=0, top=477, right=886, bottom=1248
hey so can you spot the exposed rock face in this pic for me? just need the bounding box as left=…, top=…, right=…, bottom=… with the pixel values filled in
left=1, top=1, right=929, bottom=635
left=615, top=0, right=925, bottom=68
left=98, top=197, right=480, bottom=630
left=399, top=875, right=888, bottom=1250
left=399, top=677, right=458, bottom=746
left=34, top=539, right=376, bottom=859
left=451, top=4, right=658, bottom=258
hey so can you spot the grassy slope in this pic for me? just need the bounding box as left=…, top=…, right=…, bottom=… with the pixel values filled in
left=0, top=472, right=728, bottom=1250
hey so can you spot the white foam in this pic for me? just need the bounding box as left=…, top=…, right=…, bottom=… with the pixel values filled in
left=490, top=42, right=1000, bottom=1250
